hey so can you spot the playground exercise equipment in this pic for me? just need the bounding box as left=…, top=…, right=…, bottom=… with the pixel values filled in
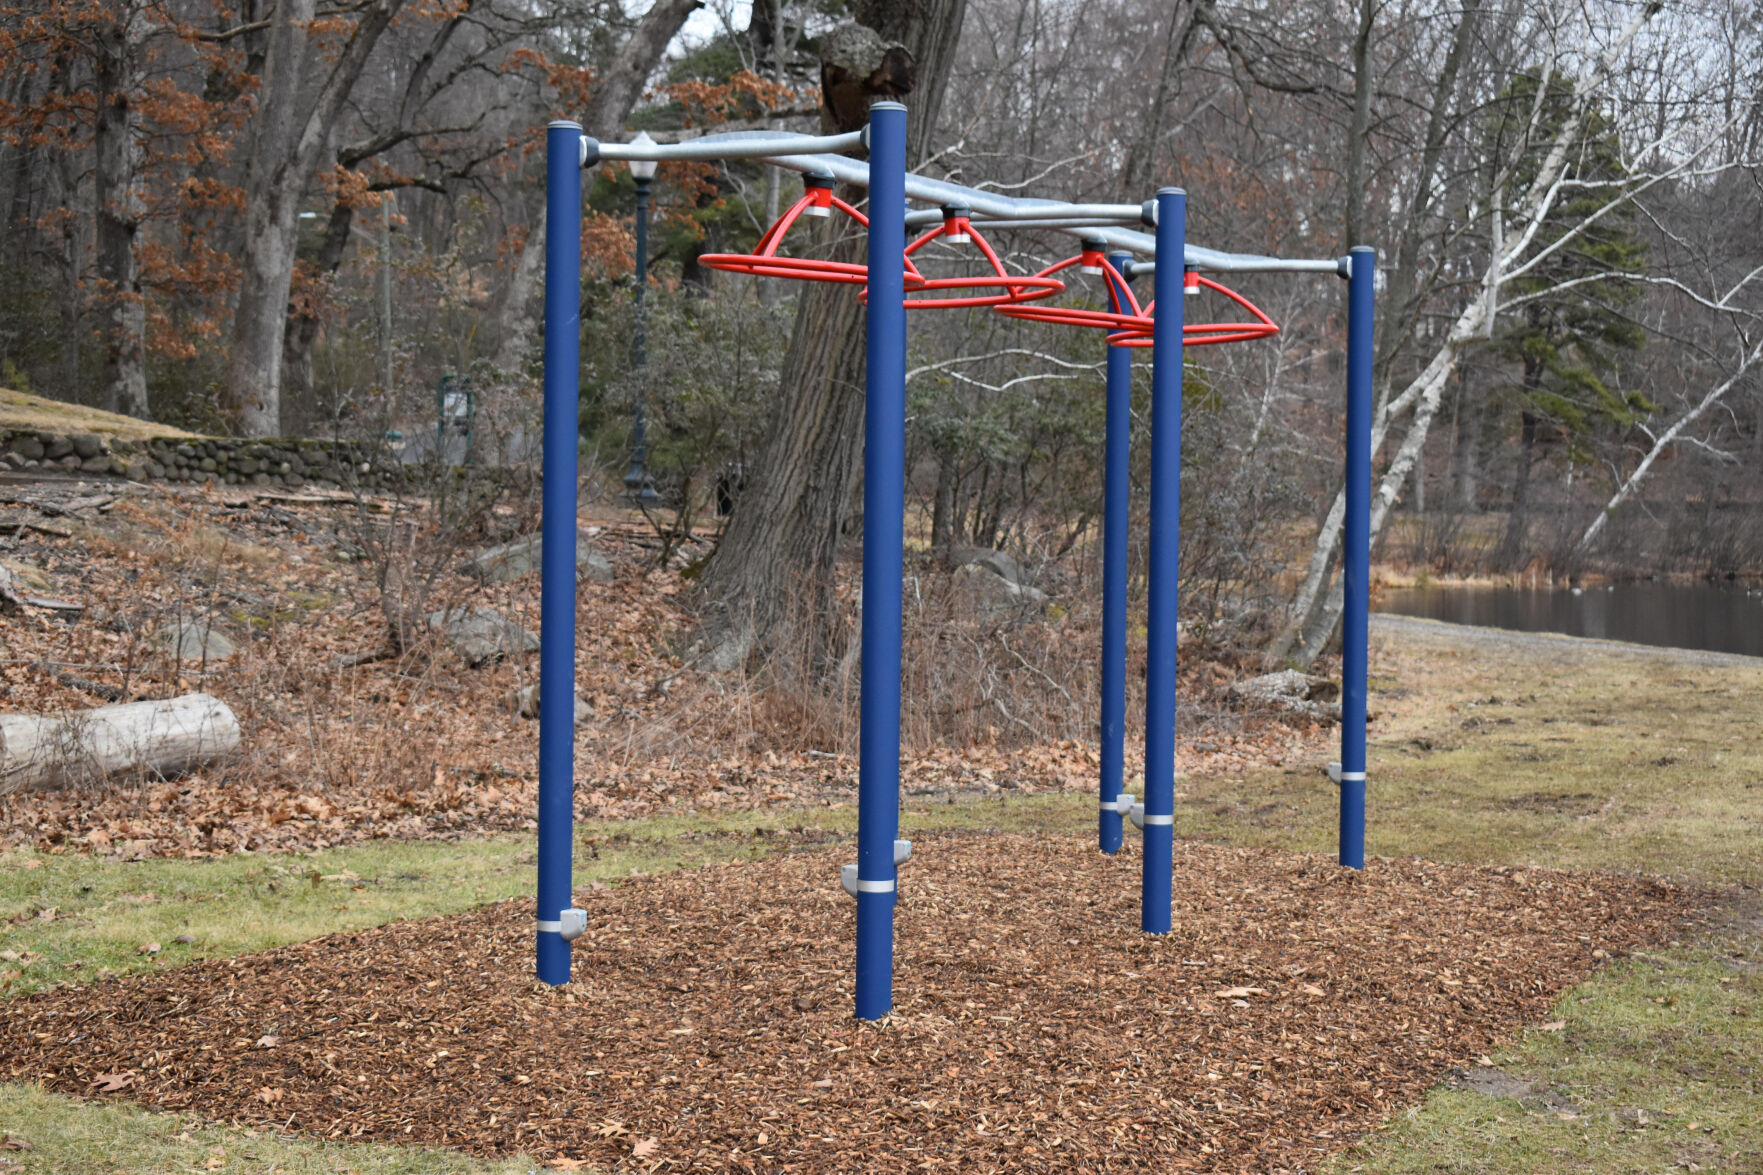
left=701, top=175, right=1065, bottom=308
left=996, top=247, right=1279, bottom=346
left=538, top=112, right=1375, bottom=1020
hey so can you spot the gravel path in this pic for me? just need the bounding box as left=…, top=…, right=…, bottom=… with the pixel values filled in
left=1371, top=612, right=1763, bottom=669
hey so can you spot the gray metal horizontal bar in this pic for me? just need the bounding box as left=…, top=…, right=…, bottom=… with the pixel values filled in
left=594, top=129, right=866, bottom=163
left=585, top=131, right=1347, bottom=275
left=1127, top=256, right=1345, bottom=275
left=904, top=203, right=1144, bottom=225
left=905, top=213, right=1143, bottom=231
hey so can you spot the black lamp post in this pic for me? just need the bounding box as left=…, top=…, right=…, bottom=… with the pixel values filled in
left=623, top=131, right=659, bottom=503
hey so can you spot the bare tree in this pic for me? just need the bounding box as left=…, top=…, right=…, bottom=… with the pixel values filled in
left=225, top=0, right=407, bottom=437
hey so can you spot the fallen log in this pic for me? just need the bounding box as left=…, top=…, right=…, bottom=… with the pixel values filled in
left=0, top=692, right=240, bottom=793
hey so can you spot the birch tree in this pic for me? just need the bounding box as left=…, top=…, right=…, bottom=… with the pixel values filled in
left=1266, top=0, right=1752, bottom=664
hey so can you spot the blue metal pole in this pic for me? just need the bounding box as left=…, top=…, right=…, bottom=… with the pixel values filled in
left=855, top=101, right=907, bottom=1021
left=1340, top=246, right=1374, bottom=870
left=1099, top=253, right=1133, bottom=855
left=537, top=121, right=582, bottom=985
left=1142, top=190, right=1184, bottom=934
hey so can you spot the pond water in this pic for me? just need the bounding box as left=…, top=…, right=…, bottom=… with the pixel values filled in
left=1376, top=582, right=1763, bottom=659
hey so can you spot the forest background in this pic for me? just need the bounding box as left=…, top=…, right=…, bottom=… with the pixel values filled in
left=2, top=0, right=1760, bottom=671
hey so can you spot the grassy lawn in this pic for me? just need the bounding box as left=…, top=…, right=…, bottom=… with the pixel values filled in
left=3, top=618, right=1759, bottom=1172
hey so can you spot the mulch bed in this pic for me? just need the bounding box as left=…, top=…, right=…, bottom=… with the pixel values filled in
left=0, top=834, right=1689, bottom=1172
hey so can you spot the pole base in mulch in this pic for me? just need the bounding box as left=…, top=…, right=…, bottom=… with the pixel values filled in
left=0, top=834, right=1688, bottom=1172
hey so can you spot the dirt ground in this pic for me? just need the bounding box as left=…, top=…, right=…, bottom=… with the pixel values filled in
left=2, top=478, right=1328, bottom=859
left=0, top=833, right=1689, bottom=1173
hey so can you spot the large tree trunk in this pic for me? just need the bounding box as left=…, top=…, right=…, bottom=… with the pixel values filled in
left=0, top=693, right=240, bottom=793
left=93, top=8, right=148, bottom=419
left=225, top=0, right=404, bottom=437
left=693, top=0, right=968, bottom=673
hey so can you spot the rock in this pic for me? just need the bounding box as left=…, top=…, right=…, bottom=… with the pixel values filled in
left=1229, top=670, right=1341, bottom=720
left=58, top=455, right=80, bottom=469
left=159, top=620, right=238, bottom=663
left=10, top=436, right=44, bottom=460
left=465, top=530, right=613, bottom=584
left=71, top=433, right=105, bottom=459
left=44, top=436, right=72, bottom=460
left=509, top=683, right=593, bottom=724
left=952, top=561, right=1049, bottom=619
left=952, top=546, right=1029, bottom=585
left=79, top=455, right=109, bottom=474
left=427, top=606, right=539, bottom=667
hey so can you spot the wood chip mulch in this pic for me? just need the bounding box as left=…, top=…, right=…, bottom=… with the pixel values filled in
left=0, top=834, right=1688, bottom=1172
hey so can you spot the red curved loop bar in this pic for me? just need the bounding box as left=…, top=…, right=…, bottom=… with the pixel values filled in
left=865, top=220, right=1064, bottom=310
left=699, top=190, right=929, bottom=288
left=1106, top=276, right=1279, bottom=348
left=994, top=254, right=1146, bottom=329
left=996, top=263, right=1277, bottom=348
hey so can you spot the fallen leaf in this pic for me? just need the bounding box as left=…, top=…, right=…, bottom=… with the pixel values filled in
left=1214, top=987, right=1267, bottom=999
left=632, top=1137, right=660, bottom=1158
left=137, top=942, right=161, bottom=956
left=91, top=1071, right=136, bottom=1093
left=0, top=1135, right=30, bottom=1150
left=1540, top=1020, right=1566, bottom=1032
left=547, top=1161, right=589, bottom=1172
left=20, top=859, right=40, bottom=869
left=255, top=1035, right=280, bottom=1049
left=256, top=1087, right=283, bottom=1105
left=1300, top=984, right=1327, bottom=997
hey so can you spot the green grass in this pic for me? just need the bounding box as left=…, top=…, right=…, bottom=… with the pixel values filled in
left=1333, top=931, right=1763, bottom=1174
left=4, top=620, right=1761, bottom=1173
left=0, top=1083, right=545, bottom=1174
left=0, top=797, right=1095, bottom=999
left=1167, top=624, right=1763, bottom=889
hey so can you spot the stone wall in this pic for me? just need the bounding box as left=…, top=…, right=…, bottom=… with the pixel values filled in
left=0, top=429, right=408, bottom=491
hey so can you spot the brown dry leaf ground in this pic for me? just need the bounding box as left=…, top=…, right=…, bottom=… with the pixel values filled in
left=2, top=482, right=1327, bottom=859
left=0, top=834, right=1688, bottom=1173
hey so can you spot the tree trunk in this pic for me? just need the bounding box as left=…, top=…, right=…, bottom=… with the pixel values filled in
left=1342, top=0, right=1375, bottom=249
left=93, top=8, right=148, bottom=419
left=0, top=693, right=240, bottom=793
left=489, top=0, right=706, bottom=373
left=1451, top=366, right=1479, bottom=509
left=225, top=0, right=404, bottom=437
left=930, top=440, right=957, bottom=556
left=1120, top=0, right=1200, bottom=195
left=693, top=0, right=967, bottom=672
left=281, top=201, right=357, bottom=429
left=1500, top=408, right=1538, bottom=569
